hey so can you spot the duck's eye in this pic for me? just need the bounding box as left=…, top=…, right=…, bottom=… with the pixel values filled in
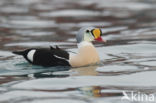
left=86, top=30, right=90, bottom=33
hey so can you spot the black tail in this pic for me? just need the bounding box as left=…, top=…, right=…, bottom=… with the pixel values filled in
left=12, top=51, right=25, bottom=55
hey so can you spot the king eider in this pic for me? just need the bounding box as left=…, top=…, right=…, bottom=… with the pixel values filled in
left=12, top=27, right=106, bottom=67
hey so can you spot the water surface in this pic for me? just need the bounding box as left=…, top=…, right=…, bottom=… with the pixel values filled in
left=0, top=0, right=156, bottom=103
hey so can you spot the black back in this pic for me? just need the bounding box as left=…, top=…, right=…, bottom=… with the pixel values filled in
left=13, top=46, right=70, bottom=67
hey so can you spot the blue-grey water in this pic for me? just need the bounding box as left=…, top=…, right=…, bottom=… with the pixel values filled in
left=0, top=0, right=156, bottom=103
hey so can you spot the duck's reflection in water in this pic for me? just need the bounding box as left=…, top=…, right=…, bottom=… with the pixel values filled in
left=26, top=66, right=71, bottom=78
left=71, top=65, right=98, bottom=76
left=14, top=61, right=99, bottom=78
left=78, top=86, right=122, bottom=97
left=32, top=65, right=98, bottom=78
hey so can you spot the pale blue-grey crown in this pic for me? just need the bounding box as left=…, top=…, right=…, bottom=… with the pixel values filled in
left=76, top=26, right=94, bottom=43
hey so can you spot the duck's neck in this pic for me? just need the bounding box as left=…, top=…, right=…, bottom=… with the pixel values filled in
left=69, top=41, right=100, bottom=67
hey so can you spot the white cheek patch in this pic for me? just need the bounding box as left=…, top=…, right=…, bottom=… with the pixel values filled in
left=27, top=50, right=36, bottom=62
left=84, top=32, right=94, bottom=42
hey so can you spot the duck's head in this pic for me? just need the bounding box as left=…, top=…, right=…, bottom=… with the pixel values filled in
left=76, top=27, right=106, bottom=43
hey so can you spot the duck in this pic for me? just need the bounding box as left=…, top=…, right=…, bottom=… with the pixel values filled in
left=12, top=27, right=106, bottom=67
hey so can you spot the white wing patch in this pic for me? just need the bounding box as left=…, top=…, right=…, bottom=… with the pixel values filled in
left=27, top=50, right=36, bottom=62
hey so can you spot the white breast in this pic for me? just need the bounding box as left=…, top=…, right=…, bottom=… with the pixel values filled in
left=27, top=50, right=36, bottom=62
left=69, top=41, right=100, bottom=67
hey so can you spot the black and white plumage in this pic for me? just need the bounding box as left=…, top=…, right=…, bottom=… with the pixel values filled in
left=12, top=27, right=106, bottom=67
left=12, top=46, right=70, bottom=67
